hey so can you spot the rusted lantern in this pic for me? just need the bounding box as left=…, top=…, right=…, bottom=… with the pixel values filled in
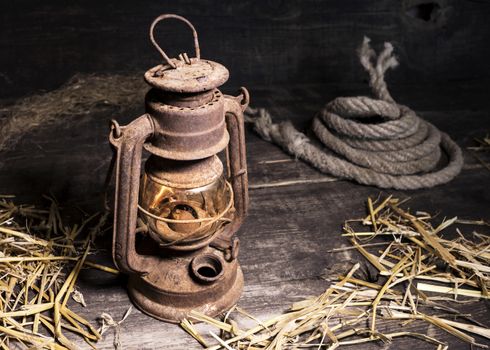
left=108, top=14, right=249, bottom=322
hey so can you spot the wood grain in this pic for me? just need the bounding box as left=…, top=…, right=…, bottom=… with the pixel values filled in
left=0, top=84, right=489, bottom=349
left=1, top=0, right=489, bottom=98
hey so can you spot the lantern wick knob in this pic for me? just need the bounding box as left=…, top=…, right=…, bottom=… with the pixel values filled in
left=149, top=14, right=201, bottom=69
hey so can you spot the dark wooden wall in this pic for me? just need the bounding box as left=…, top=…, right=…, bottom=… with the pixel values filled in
left=1, top=0, right=490, bottom=99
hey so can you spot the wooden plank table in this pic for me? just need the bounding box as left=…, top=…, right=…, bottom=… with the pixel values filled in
left=0, top=83, right=489, bottom=349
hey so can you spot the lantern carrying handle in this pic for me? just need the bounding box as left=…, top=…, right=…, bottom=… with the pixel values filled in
left=149, top=14, right=201, bottom=69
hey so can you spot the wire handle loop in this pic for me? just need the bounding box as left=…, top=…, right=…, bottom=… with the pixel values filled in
left=149, top=14, right=201, bottom=69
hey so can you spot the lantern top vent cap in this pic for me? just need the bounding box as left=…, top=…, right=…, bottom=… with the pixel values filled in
left=145, top=13, right=229, bottom=93
left=145, top=59, right=229, bottom=93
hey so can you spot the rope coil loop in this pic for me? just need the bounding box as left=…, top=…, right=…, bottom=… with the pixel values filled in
left=246, top=37, right=463, bottom=190
left=149, top=13, right=201, bottom=68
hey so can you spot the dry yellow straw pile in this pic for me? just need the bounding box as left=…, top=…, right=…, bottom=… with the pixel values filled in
left=182, top=196, right=490, bottom=349
left=0, top=195, right=117, bottom=349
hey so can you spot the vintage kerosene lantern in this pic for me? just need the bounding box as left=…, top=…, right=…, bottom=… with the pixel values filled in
left=108, top=14, right=249, bottom=322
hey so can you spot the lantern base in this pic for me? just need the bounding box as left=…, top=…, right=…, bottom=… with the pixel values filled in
left=126, top=247, right=244, bottom=323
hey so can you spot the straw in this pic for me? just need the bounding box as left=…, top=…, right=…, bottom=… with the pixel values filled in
left=0, top=196, right=117, bottom=349
left=181, top=196, right=490, bottom=349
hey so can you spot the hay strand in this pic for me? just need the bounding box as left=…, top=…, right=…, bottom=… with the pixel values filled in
left=181, top=196, right=490, bottom=349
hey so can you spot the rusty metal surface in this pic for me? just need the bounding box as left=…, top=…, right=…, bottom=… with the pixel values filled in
left=144, top=88, right=229, bottom=160
left=127, top=247, right=243, bottom=323
left=146, top=14, right=229, bottom=93
left=109, top=13, right=250, bottom=322
left=144, top=155, right=224, bottom=189
left=149, top=14, right=201, bottom=69
left=145, top=60, right=230, bottom=93
left=109, top=114, right=154, bottom=275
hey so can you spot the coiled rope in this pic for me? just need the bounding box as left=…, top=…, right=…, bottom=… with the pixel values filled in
left=246, top=37, right=463, bottom=190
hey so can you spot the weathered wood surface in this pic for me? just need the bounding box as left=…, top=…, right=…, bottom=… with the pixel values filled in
left=0, top=84, right=489, bottom=349
left=1, top=0, right=490, bottom=98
